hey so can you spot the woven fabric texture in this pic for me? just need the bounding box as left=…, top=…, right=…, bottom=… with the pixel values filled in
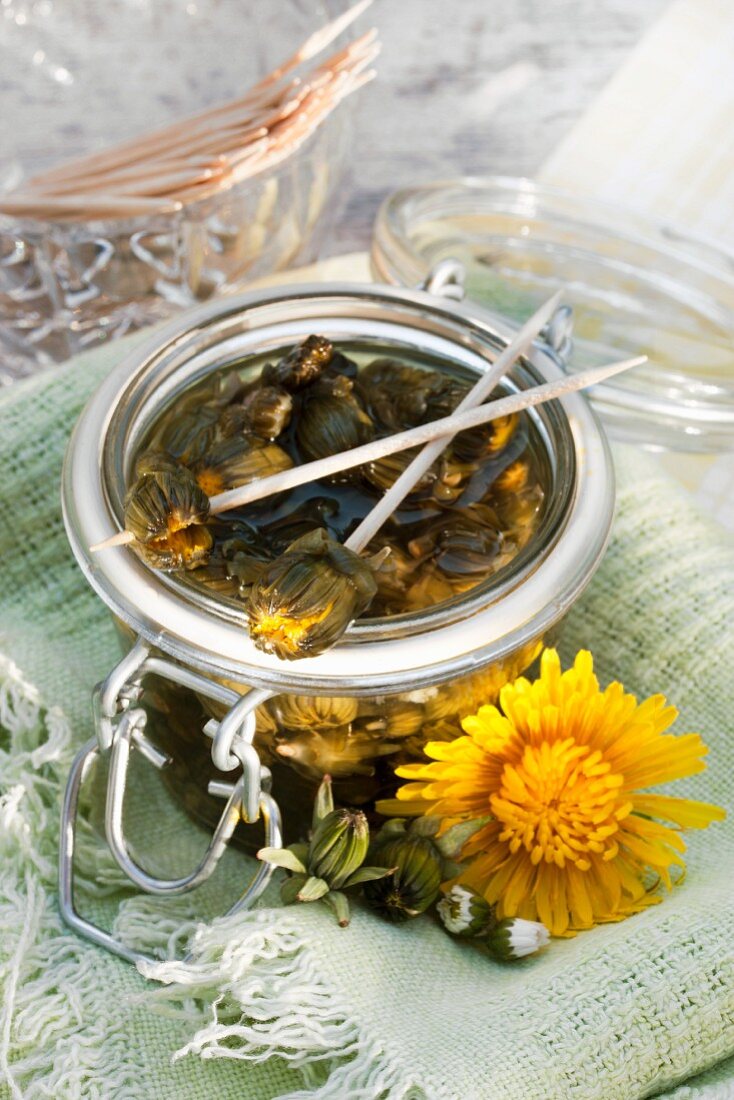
left=0, top=331, right=733, bottom=1100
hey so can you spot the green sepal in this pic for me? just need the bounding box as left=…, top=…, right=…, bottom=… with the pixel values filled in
left=297, top=876, right=330, bottom=902
left=312, top=775, right=335, bottom=829
left=280, top=874, right=307, bottom=905
left=440, top=859, right=467, bottom=880
left=258, top=846, right=307, bottom=874
left=407, top=816, right=441, bottom=838
left=372, top=819, right=408, bottom=847
left=321, top=890, right=351, bottom=927
left=289, top=842, right=310, bottom=867
left=341, top=865, right=395, bottom=889
left=432, top=817, right=491, bottom=860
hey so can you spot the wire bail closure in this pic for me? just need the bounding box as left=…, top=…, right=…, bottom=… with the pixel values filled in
left=58, top=639, right=282, bottom=964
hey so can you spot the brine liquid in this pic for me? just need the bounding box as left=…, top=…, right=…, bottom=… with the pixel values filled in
left=136, top=340, right=550, bottom=617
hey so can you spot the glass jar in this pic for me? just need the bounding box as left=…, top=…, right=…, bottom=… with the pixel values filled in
left=62, top=277, right=614, bottom=855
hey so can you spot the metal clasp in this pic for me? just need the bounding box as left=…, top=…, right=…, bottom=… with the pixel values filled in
left=421, top=258, right=466, bottom=301
left=105, top=707, right=258, bottom=895
left=542, top=304, right=574, bottom=365
left=421, top=258, right=574, bottom=367
left=59, top=642, right=283, bottom=964
left=92, top=638, right=149, bottom=751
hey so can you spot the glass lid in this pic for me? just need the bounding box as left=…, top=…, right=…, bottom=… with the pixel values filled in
left=371, top=176, right=734, bottom=453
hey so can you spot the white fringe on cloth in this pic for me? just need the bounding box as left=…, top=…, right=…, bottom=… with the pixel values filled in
left=140, top=910, right=424, bottom=1099
left=0, top=656, right=148, bottom=1100
left=0, top=652, right=424, bottom=1099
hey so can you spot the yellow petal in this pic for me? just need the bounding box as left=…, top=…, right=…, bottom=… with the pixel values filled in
left=631, top=794, right=726, bottom=829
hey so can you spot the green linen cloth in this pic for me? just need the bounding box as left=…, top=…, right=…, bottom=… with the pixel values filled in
left=1, top=332, right=733, bottom=1100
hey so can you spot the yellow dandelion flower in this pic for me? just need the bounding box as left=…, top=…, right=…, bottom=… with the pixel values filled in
left=394, top=649, right=725, bottom=936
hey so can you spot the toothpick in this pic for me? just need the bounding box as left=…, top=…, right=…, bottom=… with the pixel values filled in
left=8, top=12, right=378, bottom=221
left=26, top=161, right=226, bottom=198
left=261, top=0, right=374, bottom=83
left=0, top=194, right=183, bottom=219
left=89, top=353, right=646, bottom=554
left=344, top=291, right=561, bottom=552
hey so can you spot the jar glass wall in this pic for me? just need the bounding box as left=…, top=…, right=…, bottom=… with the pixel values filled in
left=116, top=620, right=547, bottom=849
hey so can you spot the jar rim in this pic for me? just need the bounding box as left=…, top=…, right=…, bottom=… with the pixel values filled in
left=62, top=280, right=614, bottom=695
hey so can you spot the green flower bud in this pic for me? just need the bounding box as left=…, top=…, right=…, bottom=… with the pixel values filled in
left=246, top=529, right=378, bottom=660
left=437, top=885, right=494, bottom=938
left=363, top=833, right=442, bottom=922
left=308, top=808, right=369, bottom=889
left=259, top=786, right=391, bottom=927
left=484, top=917, right=550, bottom=960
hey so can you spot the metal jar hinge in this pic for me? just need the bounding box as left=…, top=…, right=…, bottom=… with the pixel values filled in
left=59, top=638, right=283, bottom=965
left=421, top=258, right=574, bottom=365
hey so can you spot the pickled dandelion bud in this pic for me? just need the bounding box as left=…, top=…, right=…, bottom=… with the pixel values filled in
left=239, top=385, right=293, bottom=440
left=296, top=376, right=375, bottom=467
left=450, top=413, right=518, bottom=462
left=407, top=513, right=502, bottom=579
left=149, top=405, right=220, bottom=464
left=361, top=447, right=435, bottom=496
left=194, top=437, right=293, bottom=497
left=274, top=727, right=397, bottom=780
left=493, top=458, right=530, bottom=493
left=359, top=358, right=450, bottom=431
left=124, top=453, right=212, bottom=571
left=262, top=334, right=334, bottom=392
left=269, top=694, right=359, bottom=733
left=246, top=529, right=378, bottom=660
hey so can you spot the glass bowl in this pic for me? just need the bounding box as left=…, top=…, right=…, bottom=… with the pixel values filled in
left=0, top=0, right=354, bottom=382
left=371, top=177, right=734, bottom=453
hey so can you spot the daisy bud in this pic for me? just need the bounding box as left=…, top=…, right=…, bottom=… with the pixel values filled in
left=437, top=884, right=493, bottom=938
left=246, top=529, right=378, bottom=660
left=485, top=917, right=550, bottom=960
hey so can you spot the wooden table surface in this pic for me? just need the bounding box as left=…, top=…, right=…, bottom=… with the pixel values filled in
left=1, top=0, right=668, bottom=252
left=331, top=0, right=668, bottom=250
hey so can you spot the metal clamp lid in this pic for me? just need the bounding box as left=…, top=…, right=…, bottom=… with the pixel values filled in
left=59, top=641, right=282, bottom=965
